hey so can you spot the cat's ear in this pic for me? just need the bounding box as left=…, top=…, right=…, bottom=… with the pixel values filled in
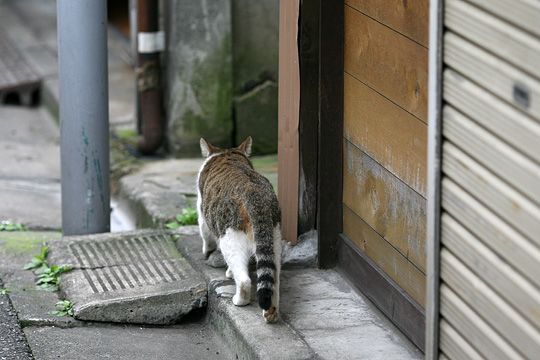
left=237, top=136, right=252, bottom=157
left=200, top=138, right=213, bottom=157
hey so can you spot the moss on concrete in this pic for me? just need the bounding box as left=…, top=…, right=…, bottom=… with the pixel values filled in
left=168, top=30, right=233, bottom=157
left=0, top=231, right=61, bottom=255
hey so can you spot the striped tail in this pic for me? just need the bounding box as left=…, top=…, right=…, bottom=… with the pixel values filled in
left=249, top=208, right=276, bottom=310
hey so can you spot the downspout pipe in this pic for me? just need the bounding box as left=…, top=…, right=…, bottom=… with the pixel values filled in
left=58, top=0, right=110, bottom=235
left=136, top=0, right=164, bottom=154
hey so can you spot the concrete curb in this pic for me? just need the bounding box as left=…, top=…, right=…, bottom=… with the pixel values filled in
left=174, top=227, right=317, bottom=360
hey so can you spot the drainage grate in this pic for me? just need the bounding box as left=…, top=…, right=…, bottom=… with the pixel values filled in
left=49, top=230, right=207, bottom=324
left=0, top=29, right=41, bottom=105
left=69, top=235, right=186, bottom=294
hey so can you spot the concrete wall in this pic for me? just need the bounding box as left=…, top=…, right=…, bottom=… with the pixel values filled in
left=232, top=0, right=279, bottom=154
left=163, top=0, right=279, bottom=156
left=164, top=0, right=233, bottom=156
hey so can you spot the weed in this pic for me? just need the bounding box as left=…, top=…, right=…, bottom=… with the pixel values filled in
left=0, top=220, right=26, bottom=231
left=36, top=264, right=72, bottom=291
left=0, top=288, right=9, bottom=295
left=51, top=300, right=74, bottom=317
left=24, top=245, right=72, bottom=291
left=23, top=245, right=50, bottom=274
left=166, top=207, right=198, bottom=229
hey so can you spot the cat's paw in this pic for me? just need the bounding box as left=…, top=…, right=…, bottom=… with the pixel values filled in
left=225, top=267, right=233, bottom=279
left=263, top=306, right=278, bottom=323
left=232, top=294, right=250, bottom=306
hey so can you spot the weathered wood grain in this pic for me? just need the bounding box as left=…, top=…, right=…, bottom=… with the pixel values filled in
left=444, top=106, right=540, bottom=206
left=465, top=0, right=540, bottom=38
left=439, top=319, right=483, bottom=360
left=343, top=205, right=425, bottom=306
left=344, top=73, right=427, bottom=196
left=445, top=32, right=540, bottom=121
left=442, top=178, right=540, bottom=289
left=344, top=5, right=428, bottom=120
left=277, top=0, right=300, bottom=244
left=342, top=140, right=426, bottom=271
left=344, top=0, right=429, bottom=46
left=440, top=285, right=522, bottom=359
left=442, top=214, right=540, bottom=326
left=443, top=143, right=540, bottom=247
left=444, top=69, right=540, bottom=162
left=446, top=0, right=540, bottom=79
left=441, top=249, right=540, bottom=358
left=338, top=235, right=426, bottom=350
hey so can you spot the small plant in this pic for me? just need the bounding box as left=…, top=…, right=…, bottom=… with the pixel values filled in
left=0, top=288, right=10, bottom=295
left=23, top=245, right=50, bottom=274
left=166, top=207, right=198, bottom=229
left=36, top=264, right=72, bottom=291
left=51, top=300, right=74, bottom=317
left=0, top=220, right=26, bottom=231
left=24, top=245, right=72, bottom=291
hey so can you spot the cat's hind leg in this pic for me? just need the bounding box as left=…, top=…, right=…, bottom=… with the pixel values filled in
left=199, top=218, right=217, bottom=258
left=220, top=228, right=253, bottom=306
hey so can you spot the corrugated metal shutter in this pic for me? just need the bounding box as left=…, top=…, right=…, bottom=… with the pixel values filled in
left=437, top=0, right=540, bottom=358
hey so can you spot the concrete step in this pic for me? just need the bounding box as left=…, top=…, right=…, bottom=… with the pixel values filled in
left=49, top=230, right=207, bottom=324
left=174, top=226, right=423, bottom=360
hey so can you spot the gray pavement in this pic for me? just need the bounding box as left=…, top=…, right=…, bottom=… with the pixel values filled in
left=24, top=322, right=232, bottom=360
left=0, top=280, right=32, bottom=360
left=0, top=107, right=61, bottom=230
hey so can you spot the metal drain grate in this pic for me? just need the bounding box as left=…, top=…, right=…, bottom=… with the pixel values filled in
left=69, top=235, right=186, bottom=294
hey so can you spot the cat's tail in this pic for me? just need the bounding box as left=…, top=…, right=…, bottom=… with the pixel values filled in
left=249, top=205, right=276, bottom=311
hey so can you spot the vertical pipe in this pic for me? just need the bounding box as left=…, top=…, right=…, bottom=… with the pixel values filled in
left=136, top=0, right=163, bottom=154
left=58, top=0, right=110, bottom=236
left=426, top=0, right=445, bottom=358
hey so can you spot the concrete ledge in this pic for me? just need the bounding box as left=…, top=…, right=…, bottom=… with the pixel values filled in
left=174, top=227, right=422, bottom=359
left=118, top=159, right=201, bottom=228
left=174, top=227, right=315, bottom=360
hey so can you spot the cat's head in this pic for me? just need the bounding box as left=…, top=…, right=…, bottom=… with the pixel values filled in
left=199, top=137, right=252, bottom=158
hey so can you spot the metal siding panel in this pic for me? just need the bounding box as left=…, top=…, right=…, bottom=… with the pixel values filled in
left=441, top=249, right=540, bottom=358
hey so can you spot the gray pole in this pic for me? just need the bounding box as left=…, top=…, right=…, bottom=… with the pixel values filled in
left=58, top=0, right=110, bottom=236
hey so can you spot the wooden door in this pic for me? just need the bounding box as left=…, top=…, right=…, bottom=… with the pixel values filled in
left=340, top=0, right=429, bottom=350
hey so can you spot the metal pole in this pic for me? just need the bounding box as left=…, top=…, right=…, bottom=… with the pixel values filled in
left=58, top=0, right=110, bottom=236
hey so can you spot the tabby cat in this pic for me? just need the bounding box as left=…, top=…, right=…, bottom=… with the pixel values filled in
left=197, top=137, right=281, bottom=323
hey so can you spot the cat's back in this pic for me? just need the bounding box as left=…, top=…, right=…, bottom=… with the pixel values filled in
left=201, top=151, right=273, bottom=196
left=200, top=151, right=280, bottom=233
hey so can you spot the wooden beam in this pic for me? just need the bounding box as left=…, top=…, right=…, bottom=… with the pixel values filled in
left=317, top=0, right=344, bottom=268
left=277, top=0, right=300, bottom=244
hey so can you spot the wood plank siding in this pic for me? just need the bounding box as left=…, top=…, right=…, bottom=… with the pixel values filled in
left=341, top=0, right=428, bottom=348
left=436, top=0, right=540, bottom=358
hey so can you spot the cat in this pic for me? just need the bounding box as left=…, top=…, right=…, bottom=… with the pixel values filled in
left=197, top=136, right=281, bottom=323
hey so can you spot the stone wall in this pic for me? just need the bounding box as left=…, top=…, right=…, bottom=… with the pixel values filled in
left=164, top=0, right=279, bottom=156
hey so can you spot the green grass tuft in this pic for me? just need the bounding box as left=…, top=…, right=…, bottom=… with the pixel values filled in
left=166, top=207, right=198, bottom=229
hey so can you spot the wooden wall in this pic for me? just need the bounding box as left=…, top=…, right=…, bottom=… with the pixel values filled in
left=437, top=0, right=540, bottom=358
left=342, top=0, right=428, bottom=308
